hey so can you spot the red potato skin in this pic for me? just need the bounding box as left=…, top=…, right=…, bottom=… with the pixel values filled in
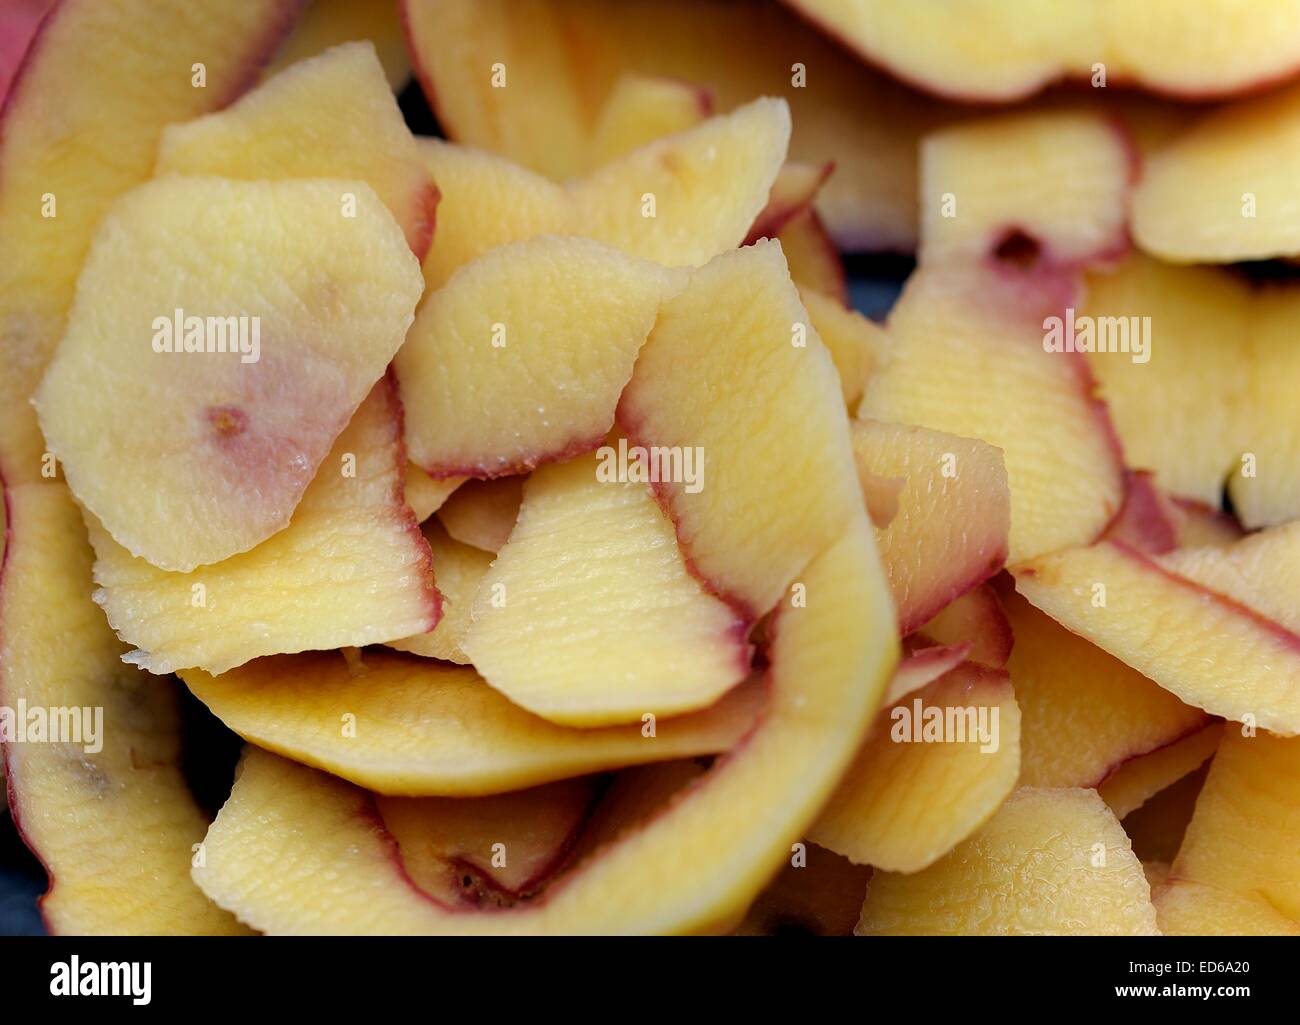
left=0, top=0, right=52, bottom=107
left=681, top=78, right=715, bottom=119
left=382, top=371, right=445, bottom=633
left=0, top=2, right=56, bottom=124
left=990, top=222, right=1133, bottom=278
left=408, top=181, right=441, bottom=263
left=1101, top=470, right=1181, bottom=555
